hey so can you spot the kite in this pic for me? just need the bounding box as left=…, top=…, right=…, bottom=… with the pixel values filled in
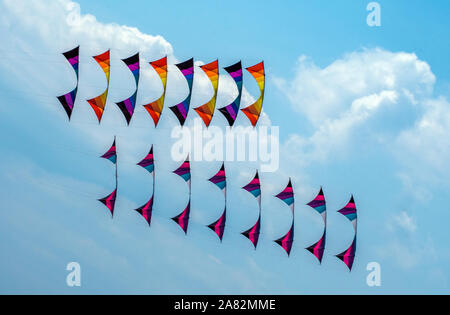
left=87, top=50, right=110, bottom=122
left=241, top=62, right=265, bottom=127
left=98, top=138, right=118, bottom=217
left=306, top=187, right=327, bottom=264
left=194, top=60, right=219, bottom=127
left=336, top=195, right=357, bottom=271
left=241, top=171, right=261, bottom=249
left=135, top=146, right=155, bottom=226
left=274, top=178, right=294, bottom=256
left=169, top=58, right=194, bottom=126
left=144, top=56, right=168, bottom=127
left=57, top=46, right=79, bottom=120
left=171, top=156, right=191, bottom=233
left=207, top=163, right=227, bottom=241
left=218, top=61, right=243, bottom=126
left=116, top=53, right=140, bottom=125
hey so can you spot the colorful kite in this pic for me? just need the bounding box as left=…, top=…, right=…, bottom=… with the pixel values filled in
left=306, top=187, right=327, bottom=263
left=57, top=46, right=79, bottom=120
left=169, top=58, right=194, bottom=126
left=171, top=156, right=191, bottom=233
left=218, top=61, right=243, bottom=126
left=274, top=179, right=294, bottom=256
left=144, top=56, right=168, bottom=127
left=241, top=171, right=261, bottom=249
left=87, top=50, right=110, bottom=122
left=207, top=163, right=227, bottom=241
left=208, top=208, right=226, bottom=242
left=116, top=53, right=140, bottom=125
left=336, top=196, right=357, bottom=271
left=98, top=138, right=118, bottom=217
left=135, top=146, right=155, bottom=226
left=241, top=62, right=265, bottom=127
left=194, top=60, right=219, bottom=127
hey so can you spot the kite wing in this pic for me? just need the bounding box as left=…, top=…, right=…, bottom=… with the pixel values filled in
left=208, top=162, right=226, bottom=193
left=57, top=46, right=79, bottom=119
left=137, top=146, right=154, bottom=174
left=275, top=222, right=294, bottom=256
left=116, top=53, right=140, bottom=125
left=194, top=60, right=219, bottom=127
left=218, top=61, right=243, bottom=126
left=306, top=230, right=326, bottom=264
left=305, top=187, right=327, bottom=263
left=241, top=62, right=265, bottom=127
left=98, top=189, right=116, bottom=217
left=169, top=58, right=194, bottom=126
left=135, top=196, right=153, bottom=226
left=242, top=171, right=261, bottom=204
left=336, top=235, right=357, bottom=271
left=100, top=139, right=117, bottom=164
left=241, top=215, right=261, bottom=249
left=338, top=195, right=357, bottom=232
left=144, top=56, right=168, bottom=127
left=208, top=207, right=226, bottom=242
left=87, top=50, right=110, bottom=122
left=275, top=178, right=294, bottom=211
left=173, top=156, right=191, bottom=185
left=172, top=201, right=190, bottom=234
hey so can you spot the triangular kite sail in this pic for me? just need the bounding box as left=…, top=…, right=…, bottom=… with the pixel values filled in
left=98, top=189, right=117, bottom=217
left=274, top=179, right=295, bottom=256
left=218, top=61, right=243, bottom=126
left=305, top=187, right=327, bottom=263
left=136, top=145, right=155, bottom=226
left=336, top=195, right=358, bottom=271
left=241, top=171, right=262, bottom=248
left=100, top=139, right=117, bottom=164
left=208, top=207, right=226, bottom=242
left=172, top=156, right=191, bottom=233
left=172, top=201, right=191, bottom=234
left=194, top=60, right=219, bottom=127
left=57, top=46, right=79, bottom=120
left=169, top=58, right=194, bottom=126
left=241, top=61, right=265, bottom=127
left=87, top=50, right=110, bottom=122
left=98, top=138, right=118, bottom=217
left=208, top=162, right=226, bottom=193
left=135, top=196, right=153, bottom=226
left=144, top=56, right=168, bottom=127
left=116, top=53, right=140, bottom=125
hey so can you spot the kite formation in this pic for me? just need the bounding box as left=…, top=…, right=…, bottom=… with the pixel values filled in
left=97, top=139, right=359, bottom=271
left=57, top=47, right=265, bottom=127
left=58, top=47, right=359, bottom=272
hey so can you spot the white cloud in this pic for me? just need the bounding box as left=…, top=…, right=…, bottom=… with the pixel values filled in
left=390, top=211, right=417, bottom=233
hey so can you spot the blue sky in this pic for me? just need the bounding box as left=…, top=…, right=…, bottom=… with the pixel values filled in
left=0, top=0, right=449, bottom=294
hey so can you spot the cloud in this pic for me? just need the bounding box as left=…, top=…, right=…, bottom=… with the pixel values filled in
left=389, top=211, right=417, bottom=233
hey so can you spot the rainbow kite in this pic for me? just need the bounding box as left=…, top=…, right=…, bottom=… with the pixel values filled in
left=98, top=138, right=118, bottom=217
left=194, top=60, right=219, bottom=127
left=144, top=56, right=168, bottom=127
left=218, top=61, right=243, bottom=126
left=87, top=50, right=110, bottom=122
left=57, top=46, right=79, bottom=120
left=116, top=53, right=140, bottom=125
left=135, top=146, right=155, bottom=226
left=241, top=171, right=261, bottom=249
left=306, top=188, right=327, bottom=263
left=171, top=156, right=191, bottom=234
left=169, top=58, right=194, bottom=126
left=336, top=196, right=357, bottom=271
left=207, top=163, right=227, bottom=241
left=241, top=62, right=265, bottom=127
left=274, top=179, right=294, bottom=256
